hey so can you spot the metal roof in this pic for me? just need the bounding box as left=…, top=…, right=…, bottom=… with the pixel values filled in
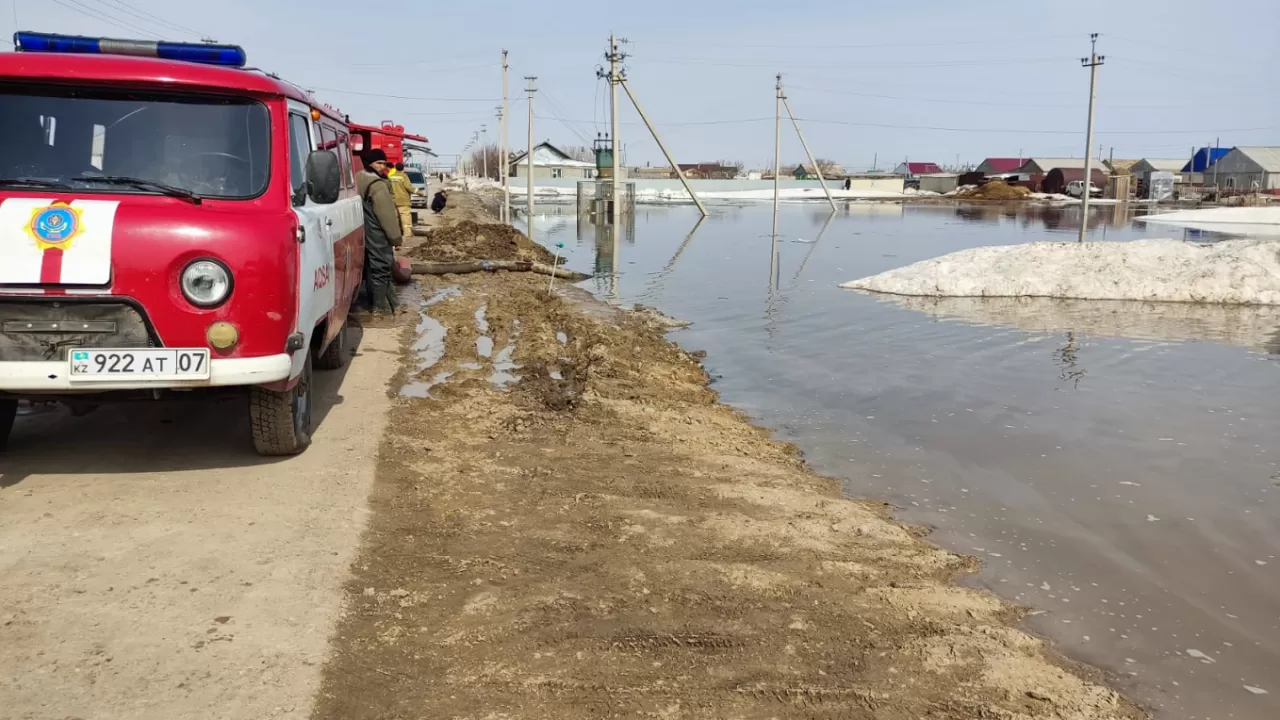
left=1021, top=158, right=1090, bottom=170
left=1133, top=158, right=1187, bottom=172
left=976, top=158, right=1024, bottom=173
left=1235, top=147, right=1280, bottom=172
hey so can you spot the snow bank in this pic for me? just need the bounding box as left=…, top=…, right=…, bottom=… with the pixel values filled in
left=866, top=295, right=1280, bottom=352
left=841, top=238, right=1280, bottom=305
left=1136, top=206, right=1280, bottom=237
left=1138, top=206, right=1280, bottom=226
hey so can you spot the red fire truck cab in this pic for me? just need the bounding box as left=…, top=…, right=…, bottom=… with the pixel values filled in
left=0, top=33, right=366, bottom=455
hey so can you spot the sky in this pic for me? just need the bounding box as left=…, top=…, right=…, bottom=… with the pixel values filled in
left=5, top=0, right=1278, bottom=170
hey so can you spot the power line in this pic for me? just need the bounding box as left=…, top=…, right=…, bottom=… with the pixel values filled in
left=786, top=84, right=1207, bottom=111
left=637, top=56, right=1077, bottom=71
left=635, top=35, right=1082, bottom=51
left=539, top=87, right=593, bottom=144
left=92, top=0, right=203, bottom=38
left=305, top=85, right=500, bottom=102
left=534, top=115, right=773, bottom=128
left=793, top=116, right=1276, bottom=136
left=48, top=0, right=162, bottom=38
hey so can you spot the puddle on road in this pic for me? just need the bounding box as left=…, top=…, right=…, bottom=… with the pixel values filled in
left=399, top=287, right=461, bottom=398
left=490, top=319, right=522, bottom=389
left=475, top=305, right=493, bottom=358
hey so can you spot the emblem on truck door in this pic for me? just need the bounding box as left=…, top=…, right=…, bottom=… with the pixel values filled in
left=26, top=202, right=84, bottom=250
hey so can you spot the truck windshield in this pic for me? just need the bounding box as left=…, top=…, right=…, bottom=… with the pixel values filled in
left=0, top=86, right=270, bottom=199
left=406, top=170, right=425, bottom=185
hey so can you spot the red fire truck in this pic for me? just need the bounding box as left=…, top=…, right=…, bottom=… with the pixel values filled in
left=0, top=32, right=370, bottom=455
left=349, top=121, right=427, bottom=169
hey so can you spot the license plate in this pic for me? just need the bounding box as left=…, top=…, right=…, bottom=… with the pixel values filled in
left=69, top=349, right=211, bottom=382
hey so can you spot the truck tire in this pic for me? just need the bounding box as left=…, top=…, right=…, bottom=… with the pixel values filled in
left=249, top=356, right=313, bottom=456
left=0, top=399, right=16, bottom=451
left=314, top=320, right=349, bottom=370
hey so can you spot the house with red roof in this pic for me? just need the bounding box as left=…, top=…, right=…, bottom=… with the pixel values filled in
left=893, top=161, right=943, bottom=178
left=974, top=158, right=1025, bottom=175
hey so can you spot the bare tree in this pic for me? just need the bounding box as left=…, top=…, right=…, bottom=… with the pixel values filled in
left=720, top=159, right=745, bottom=177
left=467, top=144, right=504, bottom=181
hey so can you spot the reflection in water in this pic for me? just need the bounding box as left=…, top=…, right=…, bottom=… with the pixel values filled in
left=865, top=294, right=1280, bottom=354
left=639, top=216, right=705, bottom=302
left=791, top=209, right=837, bottom=288
left=574, top=212, right=636, bottom=299
left=1054, top=331, right=1086, bottom=388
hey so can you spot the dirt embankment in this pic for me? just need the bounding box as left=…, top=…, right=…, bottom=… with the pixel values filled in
left=956, top=179, right=1034, bottom=201
left=312, top=196, right=1145, bottom=720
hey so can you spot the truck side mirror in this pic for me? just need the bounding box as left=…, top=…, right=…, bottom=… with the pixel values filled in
left=306, top=149, right=341, bottom=205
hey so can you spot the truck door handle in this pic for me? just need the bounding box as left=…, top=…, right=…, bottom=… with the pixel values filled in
left=325, top=218, right=333, bottom=227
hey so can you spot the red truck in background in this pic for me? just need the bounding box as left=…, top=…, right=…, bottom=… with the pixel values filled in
left=349, top=121, right=427, bottom=170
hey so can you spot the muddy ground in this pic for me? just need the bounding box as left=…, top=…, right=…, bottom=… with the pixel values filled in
left=310, top=194, right=1145, bottom=719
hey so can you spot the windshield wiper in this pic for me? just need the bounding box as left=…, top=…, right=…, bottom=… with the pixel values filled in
left=72, top=175, right=202, bottom=205
left=0, top=178, right=74, bottom=190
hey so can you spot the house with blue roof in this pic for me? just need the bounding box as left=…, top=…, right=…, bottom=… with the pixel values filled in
left=1182, top=147, right=1230, bottom=173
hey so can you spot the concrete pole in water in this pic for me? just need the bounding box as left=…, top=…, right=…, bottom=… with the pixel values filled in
left=773, top=74, right=782, bottom=236
left=620, top=80, right=707, bottom=217
left=1078, top=33, right=1104, bottom=244
left=781, top=93, right=837, bottom=212
left=609, top=34, right=622, bottom=228
left=525, top=76, right=537, bottom=221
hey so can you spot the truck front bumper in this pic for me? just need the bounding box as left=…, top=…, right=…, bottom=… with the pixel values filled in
left=0, top=354, right=293, bottom=393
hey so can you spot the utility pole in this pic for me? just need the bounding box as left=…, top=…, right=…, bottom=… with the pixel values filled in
left=604, top=34, right=623, bottom=228
left=495, top=107, right=504, bottom=184
left=525, top=76, right=536, bottom=218
left=1078, top=33, right=1104, bottom=243
left=481, top=124, right=488, bottom=181
left=779, top=76, right=837, bottom=212
left=773, top=73, right=782, bottom=234
left=501, top=50, right=510, bottom=222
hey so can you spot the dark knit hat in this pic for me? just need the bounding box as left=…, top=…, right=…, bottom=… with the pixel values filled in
left=362, top=149, right=388, bottom=165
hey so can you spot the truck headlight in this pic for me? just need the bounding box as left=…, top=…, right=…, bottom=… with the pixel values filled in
left=181, top=259, right=232, bottom=307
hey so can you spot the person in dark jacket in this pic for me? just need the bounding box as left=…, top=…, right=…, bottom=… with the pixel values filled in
left=430, top=189, right=448, bottom=214
left=356, top=149, right=404, bottom=315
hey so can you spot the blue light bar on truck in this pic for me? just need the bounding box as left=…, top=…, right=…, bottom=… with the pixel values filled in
left=13, top=32, right=247, bottom=68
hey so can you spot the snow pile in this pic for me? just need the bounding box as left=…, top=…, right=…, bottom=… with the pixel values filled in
left=841, top=238, right=1280, bottom=305
left=1137, top=207, right=1280, bottom=236
left=1139, top=207, right=1280, bottom=226
left=866, top=295, right=1280, bottom=352
left=1029, top=192, right=1073, bottom=202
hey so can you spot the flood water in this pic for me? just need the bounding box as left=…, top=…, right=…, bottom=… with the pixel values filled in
left=525, top=201, right=1280, bottom=720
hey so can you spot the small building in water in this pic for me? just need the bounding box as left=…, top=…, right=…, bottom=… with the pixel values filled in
left=918, top=173, right=960, bottom=194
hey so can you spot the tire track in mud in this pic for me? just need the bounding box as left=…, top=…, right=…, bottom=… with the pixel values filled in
left=311, top=270, right=1145, bottom=720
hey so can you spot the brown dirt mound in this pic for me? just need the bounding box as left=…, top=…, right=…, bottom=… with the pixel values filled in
left=958, top=179, right=1032, bottom=200
left=408, top=221, right=556, bottom=264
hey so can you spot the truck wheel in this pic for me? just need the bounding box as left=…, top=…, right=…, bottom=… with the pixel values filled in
left=249, top=356, right=313, bottom=456
left=314, top=320, right=349, bottom=370
left=0, top=399, right=16, bottom=451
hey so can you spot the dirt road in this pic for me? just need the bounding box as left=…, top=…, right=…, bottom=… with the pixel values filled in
left=0, top=326, right=400, bottom=720
left=309, top=197, right=1146, bottom=719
